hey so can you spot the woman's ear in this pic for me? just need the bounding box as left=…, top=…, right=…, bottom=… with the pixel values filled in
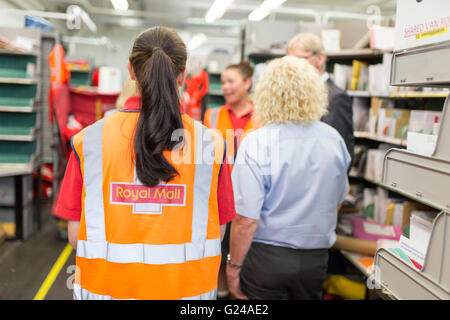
left=177, top=70, right=187, bottom=87
left=127, top=61, right=136, bottom=80
left=244, top=77, right=252, bottom=91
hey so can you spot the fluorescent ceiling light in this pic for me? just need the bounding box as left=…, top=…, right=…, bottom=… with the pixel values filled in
left=111, top=0, right=129, bottom=11
left=248, top=8, right=270, bottom=21
left=205, top=0, right=234, bottom=23
left=187, top=33, right=207, bottom=51
left=248, top=0, right=286, bottom=21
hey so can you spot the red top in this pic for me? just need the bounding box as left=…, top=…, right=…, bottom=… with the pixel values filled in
left=223, top=103, right=253, bottom=154
left=55, top=96, right=236, bottom=225
left=224, top=103, right=253, bottom=132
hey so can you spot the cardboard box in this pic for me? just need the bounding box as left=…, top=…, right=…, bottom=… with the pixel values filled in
left=402, top=201, right=431, bottom=230
left=395, top=0, right=450, bottom=51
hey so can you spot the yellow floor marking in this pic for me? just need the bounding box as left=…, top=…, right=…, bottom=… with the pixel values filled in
left=33, top=243, right=73, bottom=300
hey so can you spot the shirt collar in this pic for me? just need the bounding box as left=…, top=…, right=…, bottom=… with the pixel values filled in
left=320, top=72, right=330, bottom=83
left=225, top=101, right=254, bottom=118
left=123, top=96, right=141, bottom=111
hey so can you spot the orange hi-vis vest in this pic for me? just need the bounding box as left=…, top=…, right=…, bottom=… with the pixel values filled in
left=71, top=111, right=224, bottom=300
left=203, top=106, right=256, bottom=164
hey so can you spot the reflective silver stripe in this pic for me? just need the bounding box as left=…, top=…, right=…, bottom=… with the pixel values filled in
left=73, top=284, right=120, bottom=300
left=210, top=108, right=219, bottom=129
left=82, top=119, right=106, bottom=242
left=191, top=120, right=214, bottom=244
left=181, top=288, right=217, bottom=300
left=73, top=284, right=217, bottom=300
left=76, top=238, right=221, bottom=264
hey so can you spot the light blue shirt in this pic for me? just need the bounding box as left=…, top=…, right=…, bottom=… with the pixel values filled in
left=232, top=121, right=350, bottom=250
left=320, top=72, right=330, bottom=82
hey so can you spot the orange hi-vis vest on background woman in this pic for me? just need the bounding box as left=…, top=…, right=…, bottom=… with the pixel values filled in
left=203, top=106, right=255, bottom=164
left=71, top=110, right=224, bottom=300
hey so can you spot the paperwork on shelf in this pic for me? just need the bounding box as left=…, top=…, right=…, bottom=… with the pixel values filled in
left=364, top=222, right=396, bottom=237
left=398, top=236, right=426, bottom=270
left=351, top=60, right=368, bottom=91
left=333, top=63, right=352, bottom=91
left=11, top=36, right=37, bottom=52
left=406, top=132, right=437, bottom=156
left=409, top=110, right=441, bottom=135
left=409, top=211, right=434, bottom=251
left=370, top=26, right=395, bottom=51
left=321, top=29, right=341, bottom=52
left=390, top=211, right=435, bottom=270
left=352, top=98, right=369, bottom=131
left=376, top=108, right=410, bottom=140
left=368, top=53, right=393, bottom=93
left=98, top=66, right=122, bottom=94
left=0, top=35, right=37, bottom=53
left=351, top=217, right=402, bottom=242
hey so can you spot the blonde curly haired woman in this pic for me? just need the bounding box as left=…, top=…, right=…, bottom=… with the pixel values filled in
left=226, top=56, right=350, bottom=300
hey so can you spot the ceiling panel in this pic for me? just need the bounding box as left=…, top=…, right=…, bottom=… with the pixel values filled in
left=3, top=0, right=397, bottom=37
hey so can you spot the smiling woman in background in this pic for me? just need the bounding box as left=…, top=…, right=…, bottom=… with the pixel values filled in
left=204, top=61, right=256, bottom=164
left=203, top=61, right=257, bottom=298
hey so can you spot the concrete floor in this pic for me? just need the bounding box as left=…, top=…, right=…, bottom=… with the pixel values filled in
left=0, top=200, right=75, bottom=300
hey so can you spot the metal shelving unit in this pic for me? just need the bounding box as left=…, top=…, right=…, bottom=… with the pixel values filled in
left=354, top=131, right=407, bottom=147
left=373, top=0, right=450, bottom=299
left=347, top=90, right=449, bottom=99
left=205, top=72, right=225, bottom=110
left=0, top=27, right=43, bottom=240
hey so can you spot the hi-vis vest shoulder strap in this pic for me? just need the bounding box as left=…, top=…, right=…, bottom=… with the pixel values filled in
left=204, top=106, right=256, bottom=164
left=71, top=111, right=224, bottom=300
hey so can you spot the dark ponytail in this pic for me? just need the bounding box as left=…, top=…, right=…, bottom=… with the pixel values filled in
left=129, top=26, right=187, bottom=187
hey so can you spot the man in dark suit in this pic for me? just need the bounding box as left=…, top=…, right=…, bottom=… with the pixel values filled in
left=286, top=33, right=354, bottom=163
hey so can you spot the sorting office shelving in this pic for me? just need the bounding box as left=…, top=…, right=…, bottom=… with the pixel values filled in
left=375, top=211, right=450, bottom=299
left=0, top=27, right=43, bottom=240
left=0, top=50, right=40, bottom=172
left=205, top=72, right=225, bottom=109
left=373, top=20, right=450, bottom=298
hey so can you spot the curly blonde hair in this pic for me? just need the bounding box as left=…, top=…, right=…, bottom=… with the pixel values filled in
left=254, top=56, right=328, bottom=126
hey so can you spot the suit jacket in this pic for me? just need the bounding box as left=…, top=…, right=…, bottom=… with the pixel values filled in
left=321, top=78, right=354, bottom=163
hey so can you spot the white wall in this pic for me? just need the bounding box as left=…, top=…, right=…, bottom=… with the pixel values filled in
left=66, top=26, right=241, bottom=82
left=66, top=26, right=140, bottom=84
left=0, top=0, right=25, bottom=29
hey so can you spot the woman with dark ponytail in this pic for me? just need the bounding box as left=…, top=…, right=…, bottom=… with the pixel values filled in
left=55, top=26, right=236, bottom=300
